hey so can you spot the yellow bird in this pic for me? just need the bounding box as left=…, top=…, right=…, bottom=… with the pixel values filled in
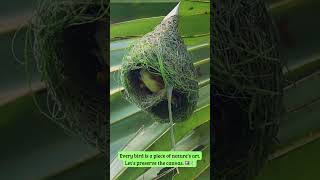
left=139, top=69, right=164, bottom=93
left=139, top=69, right=178, bottom=105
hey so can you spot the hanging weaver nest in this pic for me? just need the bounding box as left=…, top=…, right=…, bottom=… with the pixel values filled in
left=212, top=0, right=283, bottom=179
left=120, top=14, right=199, bottom=123
left=26, top=0, right=108, bottom=155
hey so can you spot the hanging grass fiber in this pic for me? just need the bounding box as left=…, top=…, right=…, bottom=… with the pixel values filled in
left=26, top=0, right=108, bottom=155
left=212, top=0, right=283, bottom=179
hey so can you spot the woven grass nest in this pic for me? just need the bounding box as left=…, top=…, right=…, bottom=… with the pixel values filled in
left=212, top=0, right=284, bottom=179
left=120, top=4, right=199, bottom=123
left=27, top=0, right=108, bottom=155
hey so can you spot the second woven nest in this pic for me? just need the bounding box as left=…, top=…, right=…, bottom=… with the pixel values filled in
left=212, top=0, right=283, bottom=179
left=28, top=0, right=108, bottom=155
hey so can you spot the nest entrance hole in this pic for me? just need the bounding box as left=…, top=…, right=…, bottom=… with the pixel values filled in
left=126, top=68, right=190, bottom=121
left=55, top=17, right=107, bottom=112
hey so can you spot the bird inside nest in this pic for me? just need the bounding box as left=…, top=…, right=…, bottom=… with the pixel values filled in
left=139, top=69, right=178, bottom=106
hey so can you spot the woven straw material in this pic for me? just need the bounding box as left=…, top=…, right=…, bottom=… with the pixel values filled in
left=212, top=0, right=283, bottom=179
left=120, top=15, right=199, bottom=123
left=28, top=0, right=108, bottom=154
